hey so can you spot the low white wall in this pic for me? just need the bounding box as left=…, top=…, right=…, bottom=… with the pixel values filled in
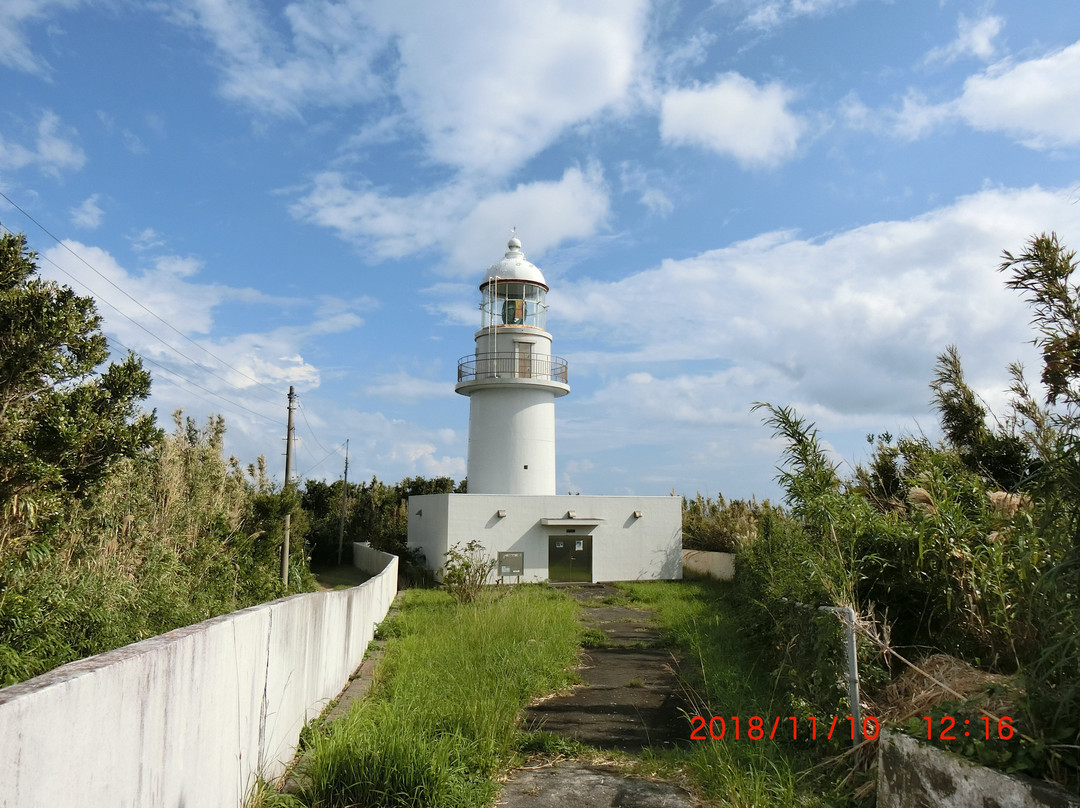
left=0, top=553, right=398, bottom=808
left=353, top=541, right=394, bottom=574
left=682, top=550, right=735, bottom=581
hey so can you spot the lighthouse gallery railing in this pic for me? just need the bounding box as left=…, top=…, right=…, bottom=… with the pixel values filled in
left=457, top=352, right=568, bottom=383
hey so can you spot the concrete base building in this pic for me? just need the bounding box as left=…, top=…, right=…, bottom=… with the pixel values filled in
left=408, top=494, right=682, bottom=583
left=408, top=237, right=682, bottom=583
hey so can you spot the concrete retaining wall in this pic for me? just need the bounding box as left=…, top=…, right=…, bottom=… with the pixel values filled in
left=353, top=541, right=393, bottom=574
left=682, top=549, right=735, bottom=581
left=877, top=729, right=1080, bottom=808
left=0, top=552, right=398, bottom=808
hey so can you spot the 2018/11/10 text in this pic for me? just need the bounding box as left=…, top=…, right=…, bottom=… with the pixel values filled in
left=687, top=716, right=881, bottom=741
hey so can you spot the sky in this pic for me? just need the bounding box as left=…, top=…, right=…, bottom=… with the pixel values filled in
left=3, top=0, right=1080, bottom=503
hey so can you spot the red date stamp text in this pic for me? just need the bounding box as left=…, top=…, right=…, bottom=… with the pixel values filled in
left=687, top=715, right=880, bottom=741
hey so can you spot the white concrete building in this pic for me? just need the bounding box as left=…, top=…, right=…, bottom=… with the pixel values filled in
left=408, top=237, right=682, bottom=583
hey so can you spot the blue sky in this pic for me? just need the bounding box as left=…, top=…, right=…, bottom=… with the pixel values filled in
left=3, top=0, right=1080, bottom=502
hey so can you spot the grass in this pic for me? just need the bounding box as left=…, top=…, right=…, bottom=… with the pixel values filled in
left=612, top=579, right=855, bottom=807
left=310, top=562, right=371, bottom=591
left=291, top=585, right=582, bottom=808
left=277, top=579, right=858, bottom=807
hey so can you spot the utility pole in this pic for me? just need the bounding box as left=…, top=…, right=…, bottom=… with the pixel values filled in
left=281, top=385, right=296, bottom=587
left=336, top=439, right=350, bottom=566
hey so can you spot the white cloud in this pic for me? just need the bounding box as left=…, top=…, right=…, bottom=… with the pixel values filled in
left=0, top=0, right=85, bottom=75
left=291, top=175, right=463, bottom=260
left=660, top=73, right=806, bottom=168
left=70, top=194, right=104, bottom=229
left=744, top=0, right=861, bottom=30
left=171, top=0, right=646, bottom=175
left=552, top=185, right=1080, bottom=498
left=619, top=162, right=674, bottom=217
left=35, top=242, right=363, bottom=426
left=129, top=228, right=166, bottom=253
left=891, top=90, right=956, bottom=141
left=168, top=0, right=386, bottom=117
left=855, top=41, right=1080, bottom=150
left=555, top=185, right=1080, bottom=427
left=379, top=440, right=465, bottom=478
left=364, top=372, right=456, bottom=401
left=956, top=40, right=1080, bottom=149
left=924, top=14, right=1004, bottom=65
left=291, top=164, right=610, bottom=276
left=367, top=0, right=648, bottom=174
left=0, top=111, right=85, bottom=178
left=450, top=166, right=610, bottom=272
left=419, top=453, right=467, bottom=478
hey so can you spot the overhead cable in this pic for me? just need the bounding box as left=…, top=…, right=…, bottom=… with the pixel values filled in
left=0, top=191, right=284, bottom=405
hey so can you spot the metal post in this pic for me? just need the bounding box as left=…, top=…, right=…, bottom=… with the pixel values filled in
left=281, top=385, right=296, bottom=586
left=336, top=439, right=349, bottom=566
left=819, top=605, right=862, bottom=748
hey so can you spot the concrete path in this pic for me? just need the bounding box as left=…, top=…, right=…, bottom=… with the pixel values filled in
left=497, top=761, right=699, bottom=808
left=498, top=583, right=699, bottom=808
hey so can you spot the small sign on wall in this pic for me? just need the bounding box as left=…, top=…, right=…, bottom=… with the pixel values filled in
left=498, top=551, right=524, bottom=576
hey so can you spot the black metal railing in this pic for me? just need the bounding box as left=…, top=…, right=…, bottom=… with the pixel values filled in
left=457, top=352, right=568, bottom=383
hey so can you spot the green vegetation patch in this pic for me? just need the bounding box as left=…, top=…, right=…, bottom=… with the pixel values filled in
left=295, top=585, right=582, bottom=808
left=613, top=580, right=850, bottom=807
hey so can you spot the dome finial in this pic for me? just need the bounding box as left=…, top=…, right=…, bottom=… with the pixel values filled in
left=508, top=225, right=521, bottom=251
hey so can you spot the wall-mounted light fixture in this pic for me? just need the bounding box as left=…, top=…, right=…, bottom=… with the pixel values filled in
left=566, top=510, right=577, bottom=519
left=633, top=510, right=643, bottom=519
left=496, top=509, right=507, bottom=518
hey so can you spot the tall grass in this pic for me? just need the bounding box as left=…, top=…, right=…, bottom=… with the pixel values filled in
left=0, top=413, right=314, bottom=686
left=296, top=586, right=581, bottom=808
left=614, top=580, right=849, bottom=808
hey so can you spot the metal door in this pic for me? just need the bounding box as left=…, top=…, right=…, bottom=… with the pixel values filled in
left=548, top=535, right=592, bottom=582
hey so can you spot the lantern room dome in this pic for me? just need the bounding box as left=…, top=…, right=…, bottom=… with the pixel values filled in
left=480, top=238, right=547, bottom=290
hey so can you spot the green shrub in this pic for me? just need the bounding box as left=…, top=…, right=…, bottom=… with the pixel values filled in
left=439, top=540, right=496, bottom=604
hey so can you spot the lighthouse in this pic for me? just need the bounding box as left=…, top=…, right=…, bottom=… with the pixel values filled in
left=406, top=235, right=682, bottom=584
left=455, top=237, right=569, bottom=495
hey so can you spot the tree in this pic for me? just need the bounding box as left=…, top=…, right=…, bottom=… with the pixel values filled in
left=0, top=232, right=159, bottom=550
left=1001, top=233, right=1080, bottom=407
left=1000, top=233, right=1080, bottom=774
left=930, top=345, right=1031, bottom=490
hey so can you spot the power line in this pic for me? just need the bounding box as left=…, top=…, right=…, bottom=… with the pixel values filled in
left=34, top=245, right=281, bottom=416
left=0, top=218, right=281, bottom=426
left=0, top=191, right=284, bottom=405
left=296, top=441, right=348, bottom=479
left=296, top=399, right=332, bottom=456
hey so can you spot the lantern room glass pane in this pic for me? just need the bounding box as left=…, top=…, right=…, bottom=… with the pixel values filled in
left=482, top=282, right=547, bottom=329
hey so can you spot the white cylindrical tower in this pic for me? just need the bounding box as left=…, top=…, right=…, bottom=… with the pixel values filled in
left=456, top=237, right=569, bottom=495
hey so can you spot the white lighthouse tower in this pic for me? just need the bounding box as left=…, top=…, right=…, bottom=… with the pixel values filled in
left=455, top=236, right=569, bottom=495
left=406, top=235, right=682, bottom=585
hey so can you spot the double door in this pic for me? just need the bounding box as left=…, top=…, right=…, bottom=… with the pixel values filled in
left=548, top=535, right=592, bottom=582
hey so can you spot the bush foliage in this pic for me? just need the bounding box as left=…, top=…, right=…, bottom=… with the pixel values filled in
left=302, top=474, right=464, bottom=565
left=737, top=233, right=1080, bottom=788
left=0, top=412, right=314, bottom=685
left=0, top=233, right=314, bottom=686
left=439, top=540, right=497, bottom=604
left=681, top=493, right=782, bottom=553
